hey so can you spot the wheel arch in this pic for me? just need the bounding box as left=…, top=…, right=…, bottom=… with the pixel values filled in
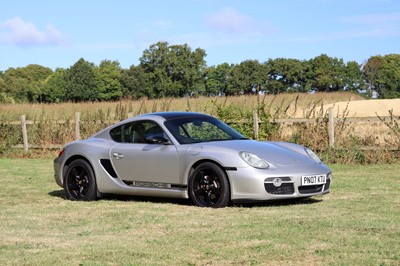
left=62, top=155, right=96, bottom=185
left=188, top=159, right=232, bottom=196
left=62, top=155, right=101, bottom=199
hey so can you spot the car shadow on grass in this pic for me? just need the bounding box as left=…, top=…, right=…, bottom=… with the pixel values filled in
left=231, top=197, right=323, bottom=208
left=102, top=193, right=192, bottom=206
left=48, top=189, right=323, bottom=208
left=48, top=190, right=65, bottom=198
left=48, top=189, right=191, bottom=206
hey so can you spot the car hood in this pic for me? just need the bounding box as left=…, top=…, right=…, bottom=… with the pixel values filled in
left=200, top=140, right=315, bottom=166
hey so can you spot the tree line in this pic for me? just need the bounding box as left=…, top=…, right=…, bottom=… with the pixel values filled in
left=1, top=41, right=399, bottom=103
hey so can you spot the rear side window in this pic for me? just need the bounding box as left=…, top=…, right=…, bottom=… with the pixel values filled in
left=109, top=125, right=124, bottom=142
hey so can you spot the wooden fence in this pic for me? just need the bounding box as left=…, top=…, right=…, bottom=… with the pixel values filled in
left=7, top=108, right=400, bottom=152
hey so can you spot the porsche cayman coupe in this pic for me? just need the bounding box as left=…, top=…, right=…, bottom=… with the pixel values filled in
left=54, top=112, right=332, bottom=208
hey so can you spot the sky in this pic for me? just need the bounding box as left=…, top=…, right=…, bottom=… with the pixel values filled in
left=1, top=0, right=399, bottom=71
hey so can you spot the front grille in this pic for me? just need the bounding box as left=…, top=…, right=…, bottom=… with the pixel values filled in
left=265, top=176, right=292, bottom=182
left=264, top=183, right=295, bottom=195
left=298, top=185, right=324, bottom=194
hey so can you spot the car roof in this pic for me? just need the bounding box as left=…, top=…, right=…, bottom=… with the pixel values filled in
left=139, top=111, right=212, bottom=121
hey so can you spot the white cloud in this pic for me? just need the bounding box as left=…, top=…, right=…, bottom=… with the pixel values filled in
left=205, top=7, right=254, bottom=34
left=0, top=17, right=66, bottom=47
left=204, top=7, right=274, bottom=36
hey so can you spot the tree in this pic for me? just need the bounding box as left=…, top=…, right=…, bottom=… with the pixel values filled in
left=266, top=58, right=306, bottom=93
left=204, top=63, right=231, bottom=96
left=97, top=60, right=123, bottom=101
left=140, top=42, right=176, bottom=97
left=65, top=58, right=99, bottom=101
left=41, top=68, right=68, bottom=103
left=176, top=45, right=207, bottom=96
left=363, top=54, right=400, bottom=99
left=0, top=76, right=14, bottom=103
left=308, top=54, right=345, bottom=92
left=0, top=73, right=6, bottom=94
left=1, top=64, right=53, bottom=102
left=139, top=42, right=207, bottom=97
left=120, top=65, right=151, bottom=99
left=343, top=61, right=364, bottom=93
left=227, top=60, right=267, bottom=95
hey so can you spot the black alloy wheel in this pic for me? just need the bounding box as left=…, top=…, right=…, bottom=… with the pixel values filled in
left=64, top=159, right=97, bottom=201
left=189, top=162, right=230, bottom=208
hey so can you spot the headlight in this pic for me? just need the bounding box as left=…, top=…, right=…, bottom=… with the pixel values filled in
left=305, top=148, right=321, bottom=163
left=239, top=151, right=269, bottom=169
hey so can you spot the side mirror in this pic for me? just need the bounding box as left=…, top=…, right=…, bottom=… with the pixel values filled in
left=146, top=135, right=170, bottom=145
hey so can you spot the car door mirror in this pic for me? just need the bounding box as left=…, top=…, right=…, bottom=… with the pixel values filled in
left=146, top=135, right=170, bottom=145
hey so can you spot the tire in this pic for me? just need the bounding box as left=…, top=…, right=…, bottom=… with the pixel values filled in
left=189, top=162, right=230, bottom=208
left=64, top=159, right=97, bottom=201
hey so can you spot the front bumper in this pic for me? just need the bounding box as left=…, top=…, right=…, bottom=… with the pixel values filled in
left=227, top=164, right=332, bottom=201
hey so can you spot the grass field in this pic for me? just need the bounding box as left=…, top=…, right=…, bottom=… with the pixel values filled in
left=0, top=159, right=399, bottom=265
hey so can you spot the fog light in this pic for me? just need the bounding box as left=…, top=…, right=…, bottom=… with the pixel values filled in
left=273, top=178, right=283, bottom=187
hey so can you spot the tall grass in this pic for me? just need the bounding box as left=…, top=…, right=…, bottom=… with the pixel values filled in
left=0, top=92, right=363, bottom=121
left=1, top=92, right=399, bottom=164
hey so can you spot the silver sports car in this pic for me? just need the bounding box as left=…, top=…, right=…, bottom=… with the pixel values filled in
left=54, top=112, right=332, bottom=208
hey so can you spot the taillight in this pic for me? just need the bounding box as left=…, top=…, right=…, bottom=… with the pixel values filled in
left=57, top=149, right=65, bottom=158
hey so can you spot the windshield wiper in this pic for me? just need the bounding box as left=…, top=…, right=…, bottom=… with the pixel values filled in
left=188, top=137, right=248, bottom=143
left=206, top=138, right=232, bottom=142
left=207, top=137, right=248, bottom=142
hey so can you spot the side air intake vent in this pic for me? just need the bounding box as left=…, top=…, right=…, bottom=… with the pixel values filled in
left=100, top=159, right=118, bottom=178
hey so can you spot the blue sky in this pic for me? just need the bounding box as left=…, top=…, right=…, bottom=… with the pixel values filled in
left=1, top=0, right=399, bottom=71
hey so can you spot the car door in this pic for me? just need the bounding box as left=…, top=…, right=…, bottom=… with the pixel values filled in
left=109, top=120, right=180, bottom=185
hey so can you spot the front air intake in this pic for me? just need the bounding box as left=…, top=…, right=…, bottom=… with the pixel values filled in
left=264, top=177, right=294, bottom=195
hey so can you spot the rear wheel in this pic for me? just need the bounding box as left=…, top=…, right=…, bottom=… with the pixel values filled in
left=189, top=162, right=230, bottom=208
left=64, top=159, right=97, bottom=201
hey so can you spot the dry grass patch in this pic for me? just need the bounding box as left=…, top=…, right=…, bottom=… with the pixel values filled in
left=0, top=92, right=363, bottom=121
left=325, top=98, right=400, bottom=118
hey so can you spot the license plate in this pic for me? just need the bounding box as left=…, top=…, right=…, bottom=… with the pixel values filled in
left=301, top=174, right=326, bottom=186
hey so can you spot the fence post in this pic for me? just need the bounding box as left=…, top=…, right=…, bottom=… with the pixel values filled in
left=328, top=107, right=335, bottom=147
left=253, top=110, right=259, bottom=140
left=75, top=112, right=81, bottom=140
left=21, top=114, right=28, bottom=152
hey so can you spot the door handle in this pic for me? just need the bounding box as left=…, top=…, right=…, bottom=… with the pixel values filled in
left=112, top=153, right=124, bottom=160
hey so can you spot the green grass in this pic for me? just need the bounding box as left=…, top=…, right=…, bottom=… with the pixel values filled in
left=0, top=159, right=399, bottom=265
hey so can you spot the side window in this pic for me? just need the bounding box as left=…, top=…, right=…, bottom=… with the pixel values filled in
left=131, top=122, right=146, bottom=143
left=109, top=120, right=168, bottom=144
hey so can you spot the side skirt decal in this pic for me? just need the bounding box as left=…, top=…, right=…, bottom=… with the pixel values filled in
left=122, top=180, right=187, bottom=189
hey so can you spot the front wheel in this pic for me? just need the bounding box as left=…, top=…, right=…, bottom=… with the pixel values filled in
left=64, top=159, right=97, bottom=201
left=189, top=162, right=230, bottom=208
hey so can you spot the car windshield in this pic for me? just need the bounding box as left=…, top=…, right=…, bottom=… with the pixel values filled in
left=164, top=116, right=246, bottom=144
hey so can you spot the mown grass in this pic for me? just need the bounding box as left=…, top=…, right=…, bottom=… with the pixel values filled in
left=0, top=159, right=399, bottom=265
